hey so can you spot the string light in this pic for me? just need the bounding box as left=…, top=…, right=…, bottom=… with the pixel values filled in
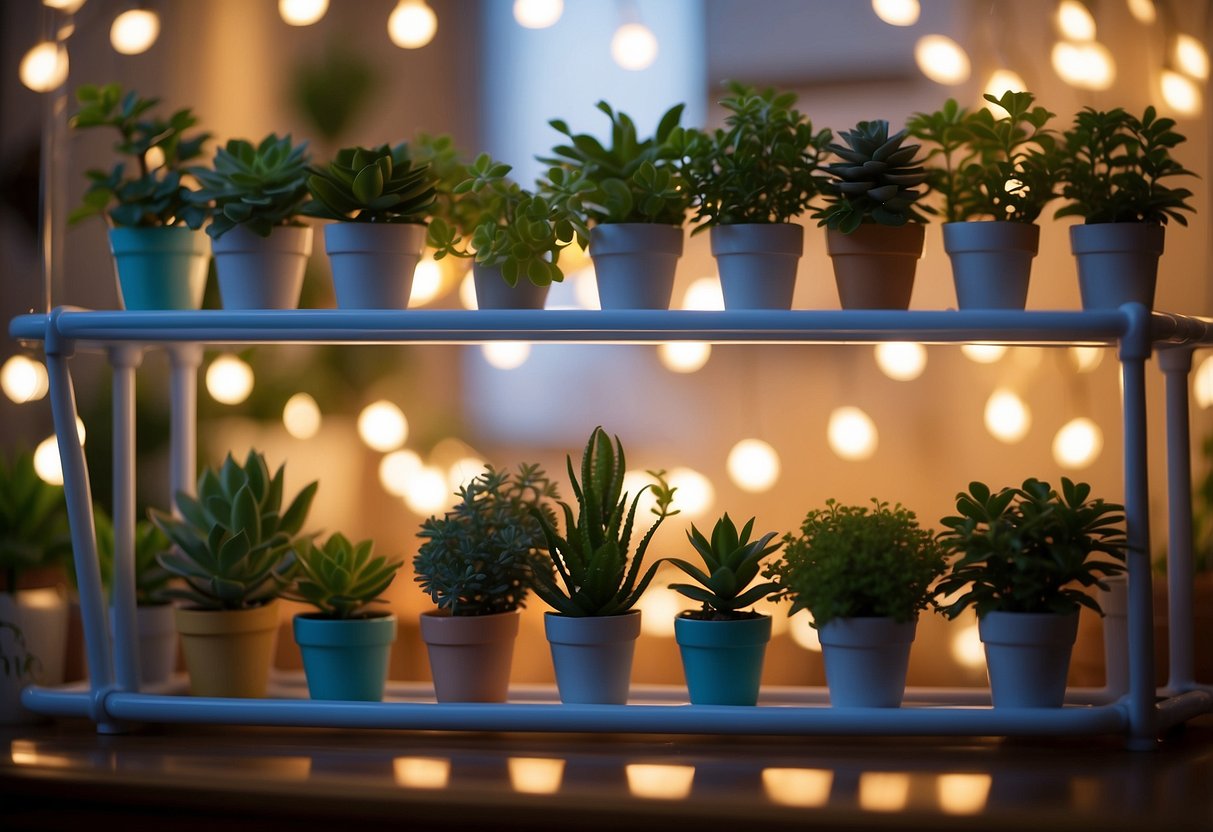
left=1052, top=417, right=1103, bottom=469
left=682, top=276, right=725, bottom=311
left=950, top=622, right=985, bottom=668
left=726, top=439, right=781, bottom=493
left=205, top=355, right=254, bottom=405
left=915, top=35, right=971, bottom=85
left=357, top=400, right=408, bottom=452
left=1194, top=354, right=1213, bottom=408
left=636, top=583, right=683, bottom=638
left=961, top=344, right=1008, bottom=364
left=1, top=355, right=49, bottom=403
left=871, top=0, right=919, bottom=27
left=43, top=0, right=87, bottom=12
left=1126, top=0, right=1156, bottom=24
left=513, top=0, right=563, bottom=29
left=667, top=467, right=714, bottom=517
left=1160, top=70, right=1202, bottom=116
left=388, top=0, right=437, bottom=49
left=874, top=342, right=927, bottom=381
left=110, top=8, right=160, bottom=55
left=828, top=406, right=878, bottom=460
left=1052, top=41, right=1115, bottom=90
left=1069, top=346, right=1104, bottom=373
left=611, top=22, right=658, bottom=71
left=658, top=342, right=711, bottom=373
left=408, top=255, right=443, bottom=306
left=19, top=42, right=69, bottom=92
left=279, top=0, right=328, bottom=26
left=983, top=69, right=1027, bottom=104
left=481, top=342, right=531, bottom=370
left=1056, top=0, right=1096, bottom=41
left=788, top=611, right=822, bottom=651
left=984, top=389, right=1031, bottom=443
left=379, top=449, right=422, bottom=496
left=459, top=272, right=477, bottom=309
left=282, top=393, right=321, bottom=439
left=34, top=435, right=64, bottom=485
left=622, top=470, right=660, bottom=517
left=402, top=465, right=451, bottom=514
left=1174, top=34, right=1210, bottom=80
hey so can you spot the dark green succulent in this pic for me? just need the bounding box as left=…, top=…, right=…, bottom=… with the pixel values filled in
left=285, top=532, right=402, bottom=619
left=188, top=133, right=312, bottom=239
left=813, top=119, right=933, bottom=233
left=0, top=452, right=71, bottom=592
left=303, top=143, right=437, bottom=224
left=666, top=513, right=782, bottom=620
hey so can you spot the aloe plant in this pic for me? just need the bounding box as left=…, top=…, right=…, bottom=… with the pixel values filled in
left=189, top=133, right=312, bottom=239
left=304, top=143, right=437, bottom=224
left=667, top=513, right=782, bottom=620
left=285, top=532, right=402, bottom=619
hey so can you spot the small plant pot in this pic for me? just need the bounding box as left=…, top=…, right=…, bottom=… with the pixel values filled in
left=710, top=223, right=804, bottom=310
left=293, top=612, right=397, bottom=701
left=942, top=221, right=1039, bottom=310
left=212, top=225, right=313, bottom=310
left=825, top=224, right=925, bottom=310
left=419, top=609, right=519, bottom=703
left=324, top=222, right=427, bottom=309
left=979, top=610, right=1079, bottom=708
left=544, top=610, right=641, bottom=704
left=589, top=224, right=683, bottom=310
left=674, top=613, right=772, bottom=706
left=0, top=587, right=70, bottom=724
left=108, top=226, right=210, bottom=310
left=818, top=617, right=917, bottom=708
left=473, top=263, right=550, bottom=310
left=132, top=603, right=179, bottom=686
left=174, top=601, right=280, bottom=698
left=1070, top=223, right=1165, bottom=311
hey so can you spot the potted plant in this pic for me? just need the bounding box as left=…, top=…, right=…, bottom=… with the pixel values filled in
left=812, top=119, right=933, bottom=309
left=69, top=83, right=211, bottom=310
left=530, top=427, right=677, bottom=704
left=413, top=464, right=557, bottom=702
left=935, top=478, right=1127, bottom=708
left=283, top=532, right=402, bottom=701
left=908, top=90, right=1059, bottom=310
left=188, top=133, right=314, bottom=309
left=303, top=143, right=438, bottom=309
left=683, top=82, right=832, bottom=310
left=539, top=102, right=694, bottom=309
left=665, top=513, right=782, bottom=705
left=765, top=498, right=945, bottom=708
left=150, top=450, right=317, bottom=698
left=1054, top=105, right=1196, bottom=311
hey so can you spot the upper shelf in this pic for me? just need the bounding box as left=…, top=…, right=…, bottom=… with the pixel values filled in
left=9, top=307, right=1213, bottom=348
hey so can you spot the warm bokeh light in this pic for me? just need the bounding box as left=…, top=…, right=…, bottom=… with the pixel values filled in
left=379, top=449, right=423, bottom=497
left=726, top=438, right=781, bottom=493
left=513, top=0, right=563, bottom=29
left=914, top=35, right=971, bottom=85
left=1194, top=354, right=1213, bottom=408
left=408, top=256, right=443, bottom=306
left=459, top=271, right=477, bottom=309
left=828, top=406, right=878, bottom=461
left=447, top=456, right=486, bottom=490
left=763, top=768, right=833, bottom=808
left=871, top=0, right=919, bottom=27
left=637, top=582, right=684, bottom=638
left=1175, top=34, right=1210, bottom=80
left=34, top=435, right=63, bottom=485
left=611, top=23, right=659, bottom=71
left=984, top=389, right=1031, bottom=443
left=937, top=773, right=992, bottom=815
left=1127, top=0, right=1156, bottom=24
left=625, top=764, right=694, bottom=800
left=393, top=757, right=450, bottom=789
left=508, top=757, right=565, bottom=794
left=983, top=69, right=1027, bottom=104
left=950, top=622, right=985, bottom=669
left=622, top=470, right=661, bottom=517
left=1056, top=0, right=1096, bottom=41
left=388, top=0, right=438, bottom=49
left=1, top=355, right=49, bottom=403
left=357, top=400, right=408, bottom=452
left=658, top=342, right=711, bottom=373
left=874, top=342, right=927, bottom=381
left=961, top=344, right=1007, bottom=364
left=788, top=611, right=822, bottom=652
left=402, top=465, right=452, bottom=515
left=279, top=0, right=328, bottom=26
left=19, top=42, right=69, bottom=92
left=1052, top=41, right=1115, bottom=90
left=481, top=342, right=532, bottom=370
left=1052, top=417, right=1103, bottom=469
left=682, top=276, right=725, bottom=311
left=205, top=355, right=254, bottom=405
left=572, top=267, right=600, bottom=309
left=668, top=467, right=714, bottom=518
left=110, top=9, right=160, bottom=55
left=1160, top=70, right=1202, bottom=116
left=282, top=393, right=321, bottom=440
left=144, top=145, right=166, bottom=171
left=859, top=772, right=912, bottom=812
left=1069, top=346, right=1104, bottom=373
left=43, top=0, right=88, bottom=11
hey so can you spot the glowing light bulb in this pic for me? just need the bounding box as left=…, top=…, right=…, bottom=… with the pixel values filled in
left=726, top=439, right=780, bottom=493
left=950, top=622, right=985, bottom=668
left=282, top=393, right=321, bottom=439
left=668, top=467, right=714, bottom=517
left=1127, top=0, right=1156, bottom=24
left=681, top=276, right=725, bottom=310
left=871, top=0, right=919, bottom=26
left=1, top=356, right=49, bottom=403
left=279, top=0, right=328, bottom=26
left=19, top=42, right=69, bottom=92
left=637, top=583, right=683, bottom=637
left=915, top=35, right=971, bottom=85
left=1174, top=34, right=1208, bottom=80
left=459, top=271, right=477, bottom=309
left=379, top=449, right=422, bottom=496
left=788, top=612, right=822, bottom=652
left=110, top=9, right=160, bottom=55
left=388, top=0, right=437, bottom=49
left=408, top=256, right=443, bottom=306
left=961, top=344, right=1007, bottom=364
left=828, top=406, right=878, bottom=461
left=1052, top=417, right=1102, bottom=469
left=874, top=342, right=926, bottom=381
left=658, top=342, right=711, bottom=373
left=34, top=436, right=63, bottom=485
left=572, top=267, right=600, bottom=309
left=1161, top=70, right=1202, bottom=116
left=402, top=465, right=451, bottom=514
left=481, top=342, right=531, bottom=370
left=1069, top=346, right=1104, bottom=373
left=1194, top=354, right=1213, bottom=408
left=357, top=400, right=408, bottom=452
left=622, top=470, right=660, bottom=517
left=984, top=389, right=1031, bottom=443
left=205, top=355, right=254, bottom=405
left=43, top=0, right=87, bottom=11
left=447, top=456, right=486, bottom=490
left=983, top=69, right=1027, bottom=104
left=1052, top=41, right=1115, bottom=90
left=507, top=757, right=565, bottom=794
left=611, top=23, right=658, bottom=71
left=513, top=0, right=563, bottom=29
left=143, top=145, right=165, bottom=171
left=1056, top=0, right=1096, bottom=41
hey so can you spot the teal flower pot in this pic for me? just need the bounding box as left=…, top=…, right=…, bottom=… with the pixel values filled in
left=293, top=612, right=397, bottom=701
left=108, top=227, right=210, bottom=310
left=674, top=613, right=771, bottom=706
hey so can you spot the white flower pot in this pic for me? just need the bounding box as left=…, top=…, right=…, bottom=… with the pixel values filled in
left=212, top=225, right=313, bottom=310
left=979, top=610, right=1079, bottom=708
left=942, top=221, right=1039, bottom=310
left=589, top=224, right=683, bottom=310
left=324, top=222, right=427, bottom=309
left=818, top=617, right=917, bottom=708
left=1070, top=223, right=1164, bottom=311
left=544, top=610, right=641, bottom=704
left=711, top=223, right=804, bottom=310
left=472, top=263, right=550, bottom=310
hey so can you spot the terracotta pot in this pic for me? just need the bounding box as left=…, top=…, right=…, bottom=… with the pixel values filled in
left=419, top=609, right=519, bottom=702
left=825, top=223, right=925, bottom=310
left=1070, top=223, right=1164, bottom=311
left=174, top=601, right=281, bottom=698
left=710, top=223, right=804, bottom=310
left=472, top=263, right=550, bottom=310
left=942, top=221, right=1039, bottom=310
left=212, top=225, right=313, bottom=309
left=589, top=224, right=683, bottom=310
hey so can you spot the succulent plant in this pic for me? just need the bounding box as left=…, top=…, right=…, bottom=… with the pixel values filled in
left=284, top=532, right=402, bottom=619
left=531, top=427, right=678, bottom=617
left=666, top=513, right=782, bottom=620
left=69, top=83, right=211, bottom=229
left=303, top=143, right=437, bottom=224
left=406, top=133, right=485, bottom=244
left=93, top=509, right=175, bottom=606
left=0, top=451, right=71, bottom=593
left=150, top=450, right=317, bottom=611
left=414, top=464, right=558, bottom=616
left=813, top=119, right=933, bottom=233
left=188, top=133, right=312, bottom=239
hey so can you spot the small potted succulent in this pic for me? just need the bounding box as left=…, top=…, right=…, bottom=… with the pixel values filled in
left=765, top=498, right=945, bottom=708
left=303, top=143, right=438, bottom=309
left=935, top=478, right=1127, bottom=708
left=69, top=83, right=211, bottom=310
left=413, top=464, right=558, bottom=702
left=812, top=119, right=933, bottom=310
left=150, top=450, right=317, bottom=698
left=908, top=90, right=1059, bottom=310
left=665, top=513, right=782, bottom=705
left=530, top=427, right=677, bottom=704
left=188, top=133, right=314, bottom=309
left=1054, top=106, right=1196, bottom=311
left=284, top=532, right=403, bottom=701
left=539, top=102, right=694, bottom=309
left=683, top=82, right=832, bottom=309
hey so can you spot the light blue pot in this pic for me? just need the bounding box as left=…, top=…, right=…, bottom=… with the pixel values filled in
left=293, top=612, right=397, bottom=701
left=544, top=610, right=640, bottom=704
left=674, top=613, right=771, bottom=706
left=108, top=227, right=209, bottom=310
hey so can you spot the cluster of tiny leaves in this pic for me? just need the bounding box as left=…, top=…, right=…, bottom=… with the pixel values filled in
left=812, top=120, right=933, bottom=232
left=188, top=133, right=312, bottom=239
left=666, top=512, right=782, bottom=619
left=303, top=143, right=437, bottom=224
left=765, top=498, right=945, bottom=628
left=93, top=509, right=174, bottom=606
left=935, top=478, right=1127, bottom=618
left=413, top=464, right=559, bottom=617
left=285, top=532, right=403, bottom=619
left=0, top=451, right=71, bottom=592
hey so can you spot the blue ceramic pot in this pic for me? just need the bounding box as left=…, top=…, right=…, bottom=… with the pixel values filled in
left=108, top=227, right=209, bottom=310
left=544, top=610, right=640, bottom=704
left=293, top=612, right=397, bottom=701
left=674, top=613, right=772, bottom=706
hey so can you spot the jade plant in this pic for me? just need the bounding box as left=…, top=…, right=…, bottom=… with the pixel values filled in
left=907, top=90, right=1059, bottom=224
left=69, top=83, right=210, bottom=229
left=188, top=133, right=312, bottom=239
left=285, top=532, right=403, bottom=619
left=93, top=508, right=174, bottom=606
left=666, top=513, right=782, bottom=620
left=935, top=478, right=1127, bottom=619
left=0, top=451, right=71, bottom=593
left=150, top=450, right=318, bottom=611
left=812, top=119, right=933, bottom=233
left=414, top=464, right=558, bottom=616
left=303, top=143, right=437, bottom=223
left=765, top=499, right=945, bottom=627
left=531, top=427, right=678, bottom=617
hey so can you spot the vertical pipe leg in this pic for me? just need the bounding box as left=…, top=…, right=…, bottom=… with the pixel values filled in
left=109, top=346, right=144, bottom=692
left=1159, top=347, right=1196, bottom=692
left=167, top=344, right=203, bottom=508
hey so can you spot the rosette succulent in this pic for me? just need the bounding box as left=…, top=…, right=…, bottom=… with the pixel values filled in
left=813, top=120, right=932, bottom=233
left=304, top=143, right=437, bottom=224
left=285, top=533, right=403, bottom=619
left=189, top=133, right=312, bottom=239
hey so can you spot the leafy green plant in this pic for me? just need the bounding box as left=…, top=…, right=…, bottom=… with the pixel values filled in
left=531, top=427, right=678, bottom=617
left=93, top=508, right=174, bottom=606
left=414, top=464, right=558, bottom=616
left=812, top=119, right=932, bottom=233
left=188, top=133, right=312, bottom=239
left=303, top=143, right=437, bottom=223
left=150, top=450, right=318, bottom=611
left=69, top=83, right=210, bottom=229
left=1054, top=105, right=1196, bottom=225
left=935, top=478, right=1127, bottom=618
left=0, top=452, right=71, bottom=592
left=406, top=133, right=485, bottom=247
left=908, top=90, right=1059, bottom=224
left=284, top=532, right=403, bottom=619
left=766, top=499, right=945, bottom=628
left=683, top=82, right=832, bottom=230
left=666, top=513, right=782, bottom=620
